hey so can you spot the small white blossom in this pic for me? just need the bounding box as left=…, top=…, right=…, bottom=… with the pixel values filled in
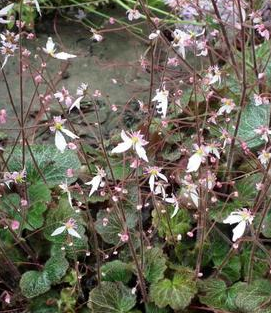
left=258, top=150, right=271, bottom=166
left=186, top=144, right=208, bottom=173
left=223, top=209, right=254, bottom=242
left=85, top=167, right=106, bottom=197
left=146, top=166, right=168, bottom=192
left=43, top=37, right=76, bottom=60
left=217, top=98, right=236, bottom=115
left=126, top=9, right=141, bottom=21
left=152, top=87, right=169, bottom=118
left=254, top=94, right=270, bottom=106
left=59, top=181, right=73, bottom=208
left=112, top=130, right=149, bottom=162
left=182, top=179, right=199, bottom=207
left=149, top=30, right=160, bottom=40
left=254, top=126, right=271, bottom=142
left=50, top=116, right=79, bottom=153
left=207, top=65, right=221, bottom=85
left=172, top=29, right=192, bottom=59
left=51, top=218, right=81, bottom=238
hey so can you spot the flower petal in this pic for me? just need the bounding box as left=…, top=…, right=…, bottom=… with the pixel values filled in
left=157, top=172, right=168, bottom=183
left=186, top=153, right=202, bottom=172
left=69, top=96, right=83, bottom=112
left=67, top=228, right=81, bottom=238
left=135, top=143, right=148, bottom=162
left=232, top=220, right=246, bottom=242
left=54, top=52, right=77, bottom=60
left=61, top=128, right=79, bottom=139
left=0, top=3, right=14, bottom=17
left=51, top=226, right=66, bottom=236
left=46, top=37, right=55, bottom=54
left=33, top=0, right=41, bottom=16
left=223, top=214, right=243, bottom=225
left=112, top=141, right=132, bottom=154
left=121, top=130, right=130, bottom=142
left=55, top=130, right=67, bottom=153
left=149, top=174, right=155, bottom=192
left=171, top=203, right=179, bottom=218
left=86, top=175, right=102, bottom=197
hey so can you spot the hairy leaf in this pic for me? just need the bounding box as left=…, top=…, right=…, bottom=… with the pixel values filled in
left=101, top=260, right=133, bottom=283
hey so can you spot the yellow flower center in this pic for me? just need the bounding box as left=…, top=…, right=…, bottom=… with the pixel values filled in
left=150, top=169, right=158, bottom=176
left=131, top=136, right=139, bottom=144
left=55, top=122, right=63, bottom=130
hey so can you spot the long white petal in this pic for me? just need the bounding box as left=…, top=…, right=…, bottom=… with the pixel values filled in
left=68, top=228, right=81, bottom=238
left=149, top=175, right=155, bottom=192
left=0, top=3, right=14, bottom=17
left=121, top=130, right=130, bottom=142
left=33, top=0, right=41, bottom=16
left=190, top=192, right=199, bottom=207
left=0, top=17, right=11, bottom=24
left=112, top=141, right=132, bottom=154
left=67, top=191, right=73, bottom=208
left=223, top=214, right=243, bottom=225
left=157, top=172, right=168, bottom=182
left=87, top=175, right=101, bottom=197
left=61, top=128, right=79, bottom=139
left=165, top=197, right=175, bottom=204
left=135, top=143, right=148, bottom=162
left=232, top=220, right=246, bottom=242
left=186, top=154, right=202, bottom=172
left=171, top=204, right=179, bottom=218
left=51, top=226, right=66, bottom=236
left=54, top=52, right=77, bottom=60
left=69, top=96, right=83, bottom=112
left=55, top=130, right=67, bottom=153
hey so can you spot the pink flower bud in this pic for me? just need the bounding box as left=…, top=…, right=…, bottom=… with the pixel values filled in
left=66, top=168, right=74, bottom=178
left=27, top=33, right=35, bottom=40
left=11, top=220, right=20, bottom=230
left=35, top=75, right=43, bottom=84
left=0, top=109, right=7, bottom=124
left=109, top=17, right=115, bottom=24
left=187, top=231, right=194, bottom=238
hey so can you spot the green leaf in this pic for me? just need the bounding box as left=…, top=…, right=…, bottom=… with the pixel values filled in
left=20, top=271, right=51, bottom=298
left=26, top=202, right=48, bottom=230
left=5, top=145, right=81, bottom=186
left=88, top=282, right=136, bottom=313
left=144, top=247, right=167, bottom=283
left=150, top=269, right=197, bottom=310
left=101, top=260, right=133, bottom=283
left=198, top=279, right=227, bottom=309
left=262, top=211, right=271, bottom=238
left=235, top=101, right=270, bottom=149
left=29, top=183, right=51, bottom=203
left=235, top=279, right=271, bottom=313
left=145, top=303, right=169, bottom=313
left=44, top=254, right=69, bottom=285
left=198, top=278, right=243, bottom=311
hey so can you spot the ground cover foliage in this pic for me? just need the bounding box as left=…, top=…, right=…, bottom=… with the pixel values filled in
left=1, top=0, right=271, bottom=312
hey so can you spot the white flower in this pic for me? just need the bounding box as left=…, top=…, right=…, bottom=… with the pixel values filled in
left=165, top=194, right=179, bottom=218
left=50, top=116, right=79, bottom=153
left=223, top=209, right=254, bottom=242
left=126, top=9, right=141, bottom=21
left=182, top=180, right=199, bottom=207
left=196, top=40, right=208, bottom=56
left=186, top=144, right=207, bottom=173
left=217, top=98, right=236, bottom=115
left=43, top=37, right=76, bottom=60
left=149, top=30, right=160, bottom=40
left=112, top=130, right=149, bottom=162
left=69, top=83, right=88, bottom=112
left=59, top=181, right=73, bottom=208
left=152, top=88, right=169, bottom=118
left=172, top=29, right=192, bottom=59
left=51, top=218, right=81, bottom=238
left=0, top=3, right=14, bottom=24
left=91, top=28, right=103, bottom=42
left=205, top=143, right=220, bottom=159
left=85, top=167, right=106, bottom=197
left=207, top=65, right=221, bottom=85
left=146, top=166, right=168, bottom=192
left=254, top=94, right=270, bottom=106
left=154, top=181, right=167, bottom=199
left=254, top=126, right=271, bottom=142
left=258, top=150, right=271, bottom=166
